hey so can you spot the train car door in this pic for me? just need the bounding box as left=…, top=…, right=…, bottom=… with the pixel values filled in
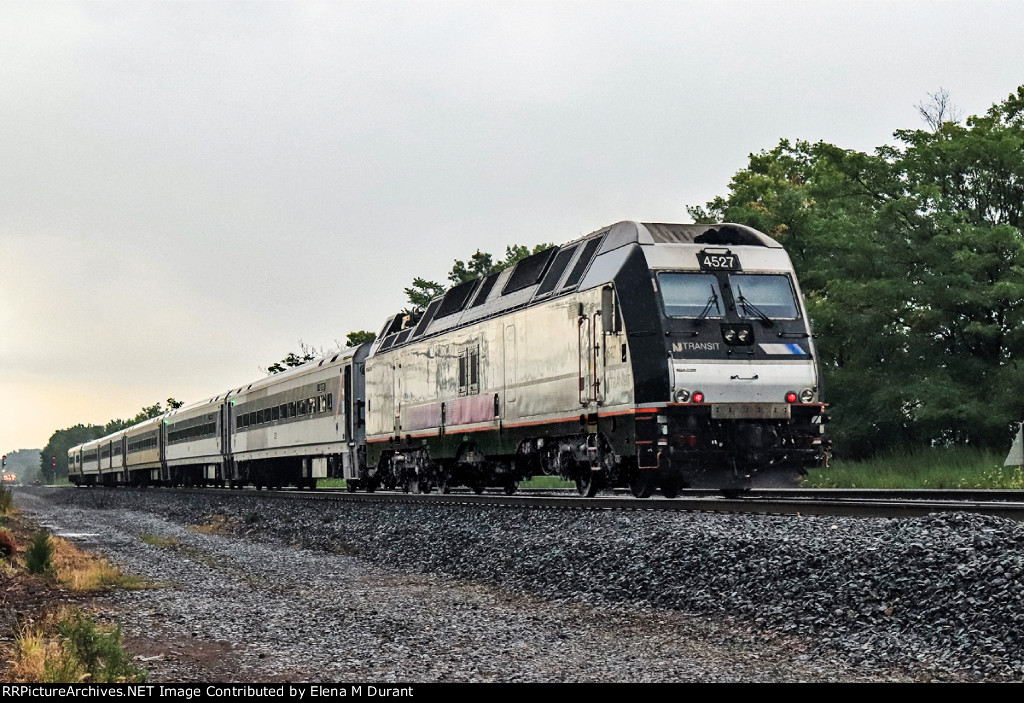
left=220, top=397, right=232, bottom=482
left=159, top=420, right=169, bottom=484
left=342, top=363, right=356, bottom=480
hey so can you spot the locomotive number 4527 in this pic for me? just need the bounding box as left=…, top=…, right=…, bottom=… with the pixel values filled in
left=698, top=249, right=741, bottom=271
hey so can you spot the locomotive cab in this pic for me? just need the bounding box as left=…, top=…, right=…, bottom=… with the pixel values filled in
left=622, top=223, right=828, bottom=493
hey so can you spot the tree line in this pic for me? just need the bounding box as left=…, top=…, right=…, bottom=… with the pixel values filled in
left=689, top=86, right=1024, bottom=458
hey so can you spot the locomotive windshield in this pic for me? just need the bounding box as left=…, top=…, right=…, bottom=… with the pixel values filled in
left=658, top=273, right=724, bottom=318
left=728, top=274, right=799, bottom=319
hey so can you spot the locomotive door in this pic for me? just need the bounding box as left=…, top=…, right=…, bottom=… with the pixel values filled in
left=392, top=359, right=402, bottom=435
left=578, top=308, right=605, bottom=406
left=578, top=314, right=591, bottom=405
left=503, top=325, right=517, bottom=416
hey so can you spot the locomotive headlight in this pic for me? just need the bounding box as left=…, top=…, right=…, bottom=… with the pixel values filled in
left=723, top=328, right=737, bottom=343
left=737, top=328, right=751, bottom=343
left=674, top=388, right=691, bottom=403
left=799, top=387, right=815, bottom=403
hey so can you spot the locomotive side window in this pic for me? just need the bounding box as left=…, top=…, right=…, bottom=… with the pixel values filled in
left=658, top=273, right=724, bottom=318
left=458, top=351, right=468, bottom=396
left=728, top=274, right=800, bottom=320
left=534, top=244, right=578, bottom=297
left=469, top=348, right=480, bottom=394
left=469, top=272, right=500, bottom=308
left=458, top=347, right=481, bottom=396
left=561, top=237, right=603, bottom=291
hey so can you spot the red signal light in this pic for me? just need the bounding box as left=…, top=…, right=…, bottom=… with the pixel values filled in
left=786, top=392, right=798, bottom=403
left=692, top=391, right=704, bottom=403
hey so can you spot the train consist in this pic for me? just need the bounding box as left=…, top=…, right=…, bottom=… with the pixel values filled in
left=69, top=221, right=829, bottom=497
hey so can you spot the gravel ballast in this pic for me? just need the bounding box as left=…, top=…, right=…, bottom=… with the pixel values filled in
left=12, top=487, right=1024, bottom=682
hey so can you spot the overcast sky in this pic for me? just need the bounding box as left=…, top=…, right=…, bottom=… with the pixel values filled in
left=2, top=0, right=1023, bottom=454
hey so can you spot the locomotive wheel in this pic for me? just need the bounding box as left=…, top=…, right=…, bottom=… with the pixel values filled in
left=503, top=481, right=518, bottom=496
left=346, top=480, right=357, bottom=493
left=470, top=482, right=485, bottom=495
left=575, top=471, right=600, bottom=498
left=418, top=477, right=432, bottom=494
left=629, top=472, right=657, bottom=499
left=437, top=475, right=452, bottom=494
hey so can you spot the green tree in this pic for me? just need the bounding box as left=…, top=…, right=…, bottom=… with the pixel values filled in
left=345, top=330, right=376, bottom=347
left=404, top=277, right=447, bottom=309
left=266, top=340, right=330, bottom=374
left=39, top=424, right=104, bottom=482
left=688, top=86, right=1024, bottom=458
left=266, top=351, right=316, bottom=375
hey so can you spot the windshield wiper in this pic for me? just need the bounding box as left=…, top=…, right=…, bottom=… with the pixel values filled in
left=693, top=285, right=720, bottom=325
left=735, top=285, right=774, bottom=328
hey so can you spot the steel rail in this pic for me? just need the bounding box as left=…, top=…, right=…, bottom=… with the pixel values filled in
left=38, top=484, right=1024, bottom=521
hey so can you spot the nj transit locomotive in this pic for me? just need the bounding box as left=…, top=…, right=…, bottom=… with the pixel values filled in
left=68, top=222, right=829, bottom=496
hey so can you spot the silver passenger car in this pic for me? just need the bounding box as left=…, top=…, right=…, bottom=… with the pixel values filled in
left=228, top=344, right=369, bottom=489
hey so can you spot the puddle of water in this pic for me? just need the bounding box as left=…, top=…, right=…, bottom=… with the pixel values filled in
left=55, top=533, right=100, bottom=539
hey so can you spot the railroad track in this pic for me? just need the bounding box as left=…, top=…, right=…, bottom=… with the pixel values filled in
left=53, top=484, right=1024, bottom=521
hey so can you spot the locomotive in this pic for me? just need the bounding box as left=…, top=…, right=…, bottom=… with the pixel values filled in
left=68, top=221, right=829, bottom=497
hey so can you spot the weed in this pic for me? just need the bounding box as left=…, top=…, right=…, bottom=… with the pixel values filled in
left=805, top=446, right=1017, bottom=489
left=11, top=607, right=146, bottom=683
left=58, top=609, right=146, bottom=682
left=25, top=532, right=54, bottom=575
left=0, top=485, right=12, bottom=515
left=11, top=623, right=63, bottom=682
left=50, top=536, right=147, bottom=591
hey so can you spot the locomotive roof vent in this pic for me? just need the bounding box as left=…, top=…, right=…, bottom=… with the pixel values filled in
left=642, top=223, right=779, bottom=248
